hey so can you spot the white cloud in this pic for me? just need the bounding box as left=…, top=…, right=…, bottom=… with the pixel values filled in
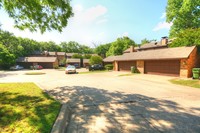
left=160, top=12, right=166, bottom=19
left=0, top=5, right=109, bottom=47
left=71, top=5, right=108, bottom=24
left=153, top=21, right=173, bottom=31
left=96, top=19, right=108, bottom=24
left=122, top=32, right=129, bottom=37
left=83, top=5, right=107, bottom=22
left=73, top=4, right=83, bottom=12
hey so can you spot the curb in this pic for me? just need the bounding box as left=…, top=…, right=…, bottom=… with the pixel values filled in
left=51, top=104, right=71, bottom=133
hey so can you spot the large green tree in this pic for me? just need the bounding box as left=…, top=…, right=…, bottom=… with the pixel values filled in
left=95, top=43, right=111, bottom=58
left=0, top=0, right=73, bottom=33
left=166, top=0, right=200, bottom=37
left=0, top=43, right=15, bottom=69
left=169, top=28, right=200, bottom=47
left=89, top=55, right=103, bottom=65
left=140, top=38, right=150, bottom=45
left=106, top=37, right=136, bottom=56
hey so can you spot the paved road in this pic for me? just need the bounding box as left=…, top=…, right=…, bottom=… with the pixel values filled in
left=1, top=69, right=200, bottom=132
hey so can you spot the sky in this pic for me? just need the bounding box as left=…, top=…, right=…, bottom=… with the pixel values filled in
left=0, top=0, right=172, bottom=47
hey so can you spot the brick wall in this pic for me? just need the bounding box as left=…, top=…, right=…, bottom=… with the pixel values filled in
left=180, top=47, right=200, bottom=78
left=114, top=61, right=118, bottom=71
left=136, top=61, right=144, bottom=73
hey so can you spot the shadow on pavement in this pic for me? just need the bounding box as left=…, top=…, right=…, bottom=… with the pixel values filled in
left=46, top=86, right=200, bottom=133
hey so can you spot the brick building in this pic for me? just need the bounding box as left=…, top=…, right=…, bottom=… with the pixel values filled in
left=103, top=38, right=200, bottom=78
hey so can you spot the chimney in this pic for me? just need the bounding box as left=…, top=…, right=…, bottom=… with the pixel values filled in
left=55, top=52, right=57, bottom=57
left=130, top=46, right=135, bottom=53
left=161, top=36, right=168, bottom=45
left=44, top=51, right=48, bottom=56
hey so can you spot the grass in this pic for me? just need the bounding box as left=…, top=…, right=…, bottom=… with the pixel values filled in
left=25, top=72, right=46, bottom=75
left=170, top=79, right=200, bottom=89
left=79, top=70, right=109, bottom=74
left=57, top=67, right=66, bottom=71
left=0, top=83, right=61, bottom=133
left=118, top=73, right=139, bottom=76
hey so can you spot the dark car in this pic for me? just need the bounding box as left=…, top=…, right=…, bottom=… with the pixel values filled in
left=89, top=64, right=104, bottom=71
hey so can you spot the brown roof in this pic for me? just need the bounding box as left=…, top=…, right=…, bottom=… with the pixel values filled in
left=17, top=57, right=57, bottom=62
left=66, top=53, right=76, bottom=57
left=67, top=58, right=80, bottom=63
left=124, top=41, right=168, bottom=53
left=103, top=55, right=122, bottom=62
left=83, top=59, right=89, bottom=63
left=48, top=52, right=66, bottom=55
left=105, top=46, right=196, bottom=62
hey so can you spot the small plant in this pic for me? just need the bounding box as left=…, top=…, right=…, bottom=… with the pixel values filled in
left=105, top=64, right=113, bottom=71
left=53, top=65, right=59, bottom=69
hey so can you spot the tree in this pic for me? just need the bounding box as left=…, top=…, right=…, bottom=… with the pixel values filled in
left=60, top=41, right=80, bottom=53
left=106, top=37, right=136, bottom=56
left=89, top=55, right=103, bottom=65
left=0, top=0, right=73, bottom=33
left=0, top=43, right=15, bottom=69
left=141, top=38, right=150, bottom=45
left=83, top=54, right=92, bottom=59
left=79, top=45, right=94, bottom=54
left=72, top=53, right=82, bottom=59
left=166, top=0, right=200, bottom=37
left=169, top=28, right=200, bottom=47
left=95, top=43, right=111, bottom=58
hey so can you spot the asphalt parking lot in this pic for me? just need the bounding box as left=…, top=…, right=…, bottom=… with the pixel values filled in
left=1, top=69, right=200, bottom=132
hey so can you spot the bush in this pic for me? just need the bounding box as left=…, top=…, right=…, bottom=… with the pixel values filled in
left=53, top=65, right=59, bottom=69
left=105, top=64, right=113, bottom=71
left=89, top=55, right=103, bottom=65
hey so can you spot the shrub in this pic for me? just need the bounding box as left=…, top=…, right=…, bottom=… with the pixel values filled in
left=89, top=55, right=103, bottom=65
left=53, top=65, right=59, bottom=69
left=105, top=64, right=113, bottom=71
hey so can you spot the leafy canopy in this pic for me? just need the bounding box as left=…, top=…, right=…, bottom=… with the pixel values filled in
left=106, top=37, right=136, bottom=56
left=95, top=43, right=111, bottom=58
left=89, top=55, right=103, bottom=65
left=169, top=28, right=200, bottom=47
left=166, top=0, right=200, bottom=37
left=0, top=0, right=73, bottom=33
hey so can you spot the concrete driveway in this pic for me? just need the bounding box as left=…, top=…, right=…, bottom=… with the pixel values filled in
left=1, top=69, right=200, bottom=132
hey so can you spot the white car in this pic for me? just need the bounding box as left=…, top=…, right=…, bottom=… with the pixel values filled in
left=65, top=65, right=76, bottom=74
left=10, top=65, right=24, bottom=70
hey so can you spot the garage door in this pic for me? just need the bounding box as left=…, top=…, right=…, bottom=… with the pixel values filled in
left=145, top=60, right=180, bottom=76
left=118, top=61, right=136, bottom=71
left=39, top=63, right=53, bottom=68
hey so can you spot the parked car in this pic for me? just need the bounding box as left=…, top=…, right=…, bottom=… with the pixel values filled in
left=34, top=65, right=43, bottom=70
left=65, top=65, right=76, bottom=74
left=89, top=64, right=104, bottom=71
left=10, top=65, right=24, bottom=70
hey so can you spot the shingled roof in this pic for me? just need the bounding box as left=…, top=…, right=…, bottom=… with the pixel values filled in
left=67, top=58, right=80, bottom=63
left=17, top=57, right=57, bottom=62
left=48, top=52, right=66, bottom=56
left=124, top=41, right=168, bottom=53
left=104, top=46, right=196, bottom=62
left=103, top=55, right=122, bottom=62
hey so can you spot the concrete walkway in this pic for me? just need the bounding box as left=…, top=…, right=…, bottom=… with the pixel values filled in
left=1, top=69, right=200, bottom=132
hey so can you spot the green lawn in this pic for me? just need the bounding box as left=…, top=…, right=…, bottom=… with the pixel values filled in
left=79, top=70, right=109, bottom=74
left=25, top=72, right=46, bottom=75
left=118, top=73, right=138, bottom=76
left=0, top=83, right=61, bottom=133
left=170, top=79, right=200, bottom=89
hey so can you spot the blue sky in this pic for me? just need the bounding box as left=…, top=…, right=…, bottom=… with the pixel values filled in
left=0, top=0, right=172, bottom=47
